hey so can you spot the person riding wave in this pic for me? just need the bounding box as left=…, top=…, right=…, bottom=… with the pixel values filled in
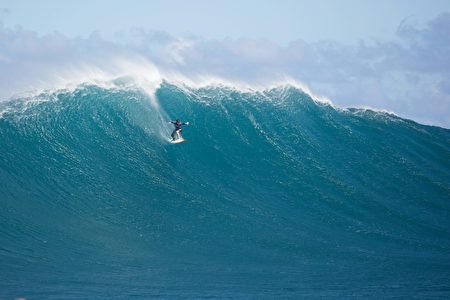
left=170, top=119, right=189, bottom=141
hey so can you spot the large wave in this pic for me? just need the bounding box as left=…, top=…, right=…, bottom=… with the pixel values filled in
left=1, top=81, right=450, bottom=299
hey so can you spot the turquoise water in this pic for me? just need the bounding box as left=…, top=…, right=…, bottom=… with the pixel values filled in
left=1, top=82, right=450, bottom=299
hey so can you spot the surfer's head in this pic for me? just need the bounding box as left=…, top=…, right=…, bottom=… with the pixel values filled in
left=176, top=119, right=180, bottom=123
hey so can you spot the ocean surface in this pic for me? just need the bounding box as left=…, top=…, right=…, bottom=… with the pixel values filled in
left=1, top=82, right=450, bottom=299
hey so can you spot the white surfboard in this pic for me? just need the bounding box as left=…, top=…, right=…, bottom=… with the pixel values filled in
left=169, top=138, right=187, bottom=144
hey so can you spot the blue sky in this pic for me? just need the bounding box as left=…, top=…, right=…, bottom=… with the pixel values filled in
left=2, top=0, right=449, bottom=44
left=1, top=0, right=450, bottom=127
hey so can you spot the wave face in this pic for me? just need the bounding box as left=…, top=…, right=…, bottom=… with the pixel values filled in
left=1, top=82, right=450, bottom=299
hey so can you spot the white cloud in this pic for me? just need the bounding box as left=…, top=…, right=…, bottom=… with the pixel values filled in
left=0, top=13, right=449, bottom=127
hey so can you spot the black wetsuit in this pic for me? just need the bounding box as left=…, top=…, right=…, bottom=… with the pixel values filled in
left=172, top=121, right=183, bottom=130
left=171, top=121, right=186, bottom=139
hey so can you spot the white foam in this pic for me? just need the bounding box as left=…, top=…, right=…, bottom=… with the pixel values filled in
left=155, top=71, right=331, bottom=104
left=2, top=55, right=401, bottom=127
left=3, top=54, right=162, bottom=101
left=341, top=105, right=399, bottom=116
left=3, top=54, right=331, bottom=105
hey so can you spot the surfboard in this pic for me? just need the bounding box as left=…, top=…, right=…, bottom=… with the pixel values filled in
left=170, top=138, right=187, bottom=144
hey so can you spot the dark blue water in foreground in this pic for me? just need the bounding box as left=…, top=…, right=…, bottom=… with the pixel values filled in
left=1, top=82, right=450, bottom=299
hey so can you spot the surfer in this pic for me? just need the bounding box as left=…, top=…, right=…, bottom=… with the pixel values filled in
left=170, top=119, right=189, bottom=141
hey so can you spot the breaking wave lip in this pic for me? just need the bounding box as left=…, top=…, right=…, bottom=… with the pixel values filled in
left=0, top=77, right=415, bottom=131
left=344, top=106, right=398, bottom=116
left=0, top=54, right=437, bottom=128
